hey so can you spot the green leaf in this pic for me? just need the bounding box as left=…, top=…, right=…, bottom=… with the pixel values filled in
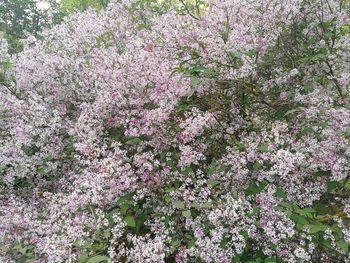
left=296, top=127, right=313, bottom=138
left=14, top=244, right=27, bottom=255
left=119, top=203, right=131, bottom=215
left=190, top=202, right=198, bottom=208
left=182, top=210, right=191, bottom=218
left=276, top=187, right=286, bottom=198
left=257, top=144, right=269, bottom=153
left=189, top=76, right=199, bottom=87
left=125, top=137, right=142, bottom=145
left=103, top=230, right=111, bottom=239
left=231, top=255, right=240, bottom=263
left=207, top=180, right=220, bottom=186
left=202, top=202, right=213, bottom=209
left=313, top=170, right=332, bottom=177
left=187, top=76, right=199, bottom=98
left=219, top=237, right=229, bottom=248
left=63, top=145, right=76, bottom=154
left=181, top=167, right=192, bottom=175
left=187, top=238, right=196, bottom=249
left=326, top=180, right=338, bottom=192
left=240, top=231, right=249, bottom=242
left=308, top=223, right=328, bottom=234
left=321, top=239, right=332, bottom=248
left=164, top=195, right=172, bottom=203
left=300, top=85, right=314, bottom=95
left=124, top=216, right=136, bottom=227
left=331, top=224, right=342, bottom=239
left=187, top=87, right=195, bottom=98
left=174, top=179, right=181, bottom=189
left=116, top=194, right=133, bottom=205
left=306, top=36, right=317, bottom=46
left=77, top=253, right=89, bottom=263
left=207, top=159, right=217, bottom=176
left=218, top=165, right=228, bottom=173
left=234, top=140, right=246, bottom=151
left=245, top=182, right=267, bottom=196
left=253, top=161, right=262, bottom=170
left=37, top=166, right=46, bottom=175
left=86, top=255, right=110, bottom=263
left=83, top=241, right=93, bottom=249
left=175, top=200, right=185, bottom=210
left=317, top=121, right=328, bottom=129
left=345, top=179, right=350, bottom=191
left=336, top=240, right=348, bottom=253
left=284, top=108, right=300, bottom=117
left=300, top=53, right=327, bottom=63
left=301, top=208, right=316, bottom=217
left=314, top=203, right=328, bottom=215
left=165, top=187, right=175, bottom=193
left=291, top=214, right=309, bottom=231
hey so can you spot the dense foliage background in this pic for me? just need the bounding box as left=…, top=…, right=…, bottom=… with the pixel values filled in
left=0, top=0, right=349, bottom=262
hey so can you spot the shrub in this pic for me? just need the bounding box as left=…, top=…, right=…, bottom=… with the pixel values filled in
left=0, top=0, right=349, bottom=262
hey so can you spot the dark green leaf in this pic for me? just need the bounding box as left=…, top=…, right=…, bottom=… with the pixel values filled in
left=276, top=187, right=286, bottom=198
left=313, top=170, right=332, bottom=177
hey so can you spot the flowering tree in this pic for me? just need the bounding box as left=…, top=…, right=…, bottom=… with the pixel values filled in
left=0, top=0, right=349, bottom=262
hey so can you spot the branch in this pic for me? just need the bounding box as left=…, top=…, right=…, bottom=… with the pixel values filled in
left=0, top=82, right=22, bottom=99
left=179, top=0, right=200, bottom=20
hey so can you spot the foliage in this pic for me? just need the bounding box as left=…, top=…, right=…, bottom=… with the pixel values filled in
left=60, top=0, right=110, bottom=14
left=0, top=0, right=62, bottom=53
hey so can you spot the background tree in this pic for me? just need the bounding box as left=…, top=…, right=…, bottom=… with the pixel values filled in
left=0, top=0, right=63, bottom=53
left=60, top=0, right=110, bottom=14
